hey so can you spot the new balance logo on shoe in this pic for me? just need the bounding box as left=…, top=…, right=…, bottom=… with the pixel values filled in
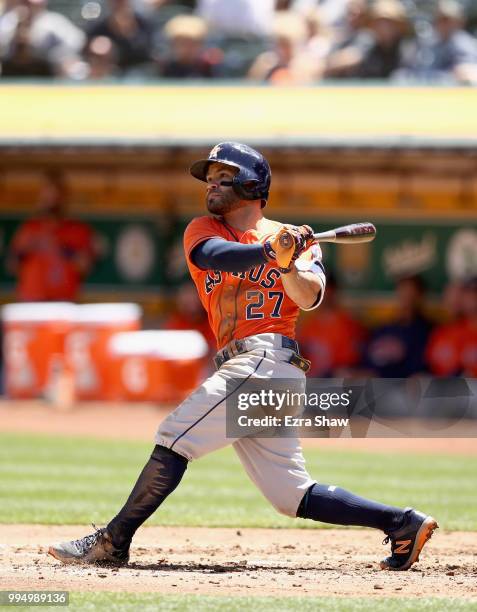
left=380, top=508, right=438, bottom=571
left=394, top=539, right=412, bottom=554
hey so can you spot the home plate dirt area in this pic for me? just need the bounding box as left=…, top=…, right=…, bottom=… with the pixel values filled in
left=1, top=401, right=476, bottom=599
left=1, top=525, right=476, bottom=598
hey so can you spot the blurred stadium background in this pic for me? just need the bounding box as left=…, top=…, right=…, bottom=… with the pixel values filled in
left=0, top=0, right=476, bottom=404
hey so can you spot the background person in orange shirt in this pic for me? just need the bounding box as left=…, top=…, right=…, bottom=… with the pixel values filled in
left=161, top=280, right=216, bottom=356
left=459, top=277, right=477, bottom=376
left=426, top=277, right=477, bottom=376
left=297, top=273, right=367, bottom=377
left=425, top=279, right=466, bottom=376
left=6, top=171, right=95, bottom=302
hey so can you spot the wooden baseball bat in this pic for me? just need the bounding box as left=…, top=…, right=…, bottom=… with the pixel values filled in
left=279, top=222, right=376, bottom=247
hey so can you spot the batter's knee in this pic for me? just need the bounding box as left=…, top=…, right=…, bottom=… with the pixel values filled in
left=259, top=482, right=316, bottom=518
left=269, top=498, right=300, bottom=518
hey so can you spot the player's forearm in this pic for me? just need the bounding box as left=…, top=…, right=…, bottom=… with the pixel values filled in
left=281, top=267, right=323, bottom=310
left=191, top=239, right=268, bottom=272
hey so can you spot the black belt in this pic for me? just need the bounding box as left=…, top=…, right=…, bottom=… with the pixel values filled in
left=214, top=336, right=310, bottom=373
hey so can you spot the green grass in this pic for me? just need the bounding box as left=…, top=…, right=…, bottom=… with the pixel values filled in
left=10, top=593, right=477, bottom=612
left=0, top=432, right=476, bottom=530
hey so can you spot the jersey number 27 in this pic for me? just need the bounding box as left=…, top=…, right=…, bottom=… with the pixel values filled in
left=246, top=290, right=283, bottom=320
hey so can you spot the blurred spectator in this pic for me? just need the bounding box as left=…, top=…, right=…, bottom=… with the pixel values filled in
left=297, top=274, right=367, bottom=377
left=459, top=277, right=477, bottom=375
left=196, top=0, right=274, bottom=38
left=158, top=14, right=220, bottom=78
left=80, top=35, right=120, bottom=80
left=0, top=4, right=53, bottom=76
left=426, top=280, right=466, bottom=376
left=248, top=11, right=316, bottom=83
left=291, top=0, right=350, bottom=33
left=85, top=0, right=155, bottom=74
left=137, top=0, right=195, bottom=39
left=323, top=0, right=371, bottom=77
left=0, top=0, right=85, bottom=77
left=162, top=281, right=215, bottom=351
left=194, top=0, right=273, bottom=77
left=355, top=0, right=414, bottom=79
left=402, top=0, right=477, bottom=84
left=6, top=171, right=96, bottom=302
left=363, top=275, right=433, bottom=377
left=324, top=0, right=414, bottom=79
left=302, top=8, right=333, bottom=68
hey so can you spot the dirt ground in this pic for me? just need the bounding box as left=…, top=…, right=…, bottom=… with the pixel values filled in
left=1, top=400, right=477, bottom=599
left=1, top=525, right=476, bottom=598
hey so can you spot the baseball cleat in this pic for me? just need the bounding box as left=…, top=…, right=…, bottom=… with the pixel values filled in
left=380, top=507, right=438, bottom=571
left=48, top=525, right=129, bottom=567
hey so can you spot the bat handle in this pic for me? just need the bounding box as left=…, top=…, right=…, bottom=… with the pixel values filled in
left=279, top=232, right=293, bottom=248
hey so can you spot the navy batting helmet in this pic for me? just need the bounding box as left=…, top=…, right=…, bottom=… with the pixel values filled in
left=190, top=142, right=271, bottom=206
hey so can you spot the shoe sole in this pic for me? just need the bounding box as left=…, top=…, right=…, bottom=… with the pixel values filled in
left=48, top=546, right=128, bottom=567
left=380, top=516, right=439, bottom=571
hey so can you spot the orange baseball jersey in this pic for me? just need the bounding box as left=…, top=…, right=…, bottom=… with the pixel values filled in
left=425, top=321, right=463, bottom=376
left=460, top=319, right=477, bottom=376
left=10, top=217, right=94, bottom=301
left=297, top=309, right=367, bottom=376
left=426, top=318, right=477, bottom=376
left=184, top=216, right=325, bottom=349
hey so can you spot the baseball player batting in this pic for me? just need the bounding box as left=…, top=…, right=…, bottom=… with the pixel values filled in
left=48, top=142, right=438, bottom=571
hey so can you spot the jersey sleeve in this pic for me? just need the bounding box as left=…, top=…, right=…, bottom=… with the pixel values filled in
left=294, top=242, right=326, bottom=311
left=183, top=216, right=226, bottom=268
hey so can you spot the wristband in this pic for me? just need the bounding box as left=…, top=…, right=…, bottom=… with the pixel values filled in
left=263, top=241, right=276, bottom=261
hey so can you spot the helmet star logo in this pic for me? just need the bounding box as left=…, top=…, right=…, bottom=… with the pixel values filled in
left=209, top=145, right=223, bottom=159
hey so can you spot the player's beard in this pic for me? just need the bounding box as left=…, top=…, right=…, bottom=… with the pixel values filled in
left=206, top=190, right=244, bottom=215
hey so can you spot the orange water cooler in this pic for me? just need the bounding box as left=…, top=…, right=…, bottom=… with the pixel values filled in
left=108, top=330, right=209, bottom=403
left=2, top=302, right=76, bottom=399
left=65, top=303, right=142, bottom=400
